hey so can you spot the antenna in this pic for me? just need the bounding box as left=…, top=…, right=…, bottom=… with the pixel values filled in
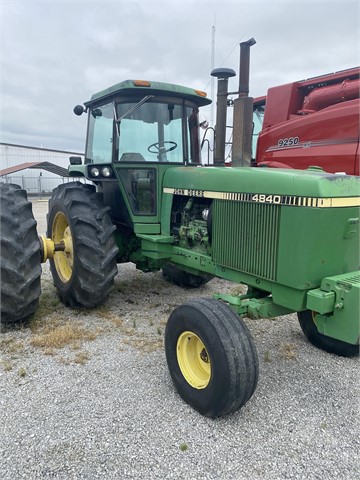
left=210, top=23, right=215, bottom=127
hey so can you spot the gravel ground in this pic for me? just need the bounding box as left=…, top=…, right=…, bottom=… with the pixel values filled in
left=1, top=198, right=359, bottom=480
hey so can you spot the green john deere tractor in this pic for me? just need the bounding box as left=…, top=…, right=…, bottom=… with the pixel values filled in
left=1, top=40, right=359, bottom=418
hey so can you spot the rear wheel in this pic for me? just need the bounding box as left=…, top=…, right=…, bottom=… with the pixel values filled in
left=162, top=263, right=213, bottom=288
left=165, top=298, right=259, bottom=417
left=0, top=183, right=41, bottom=324
left=297, top=310, right=359, bottom=357
left=47, top=182, right=118, bottom=307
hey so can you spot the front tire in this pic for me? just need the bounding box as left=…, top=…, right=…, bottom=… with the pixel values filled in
left=0, top=183, right=41, bottom=324
left=162, top=263, right=213, bottom=288
left=165, top=298, right=259, bottom=417
left=47, top=182, right=118, bottom=307
left=297, top=310, right=359, bottom=357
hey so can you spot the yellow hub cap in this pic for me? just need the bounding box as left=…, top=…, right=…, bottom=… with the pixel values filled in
left=52, top=212, right=73, bottom=283
left=177, top=331, right=211, bottom=389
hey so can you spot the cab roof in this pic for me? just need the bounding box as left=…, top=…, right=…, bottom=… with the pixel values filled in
left=85, top=79, right=212, bottom=107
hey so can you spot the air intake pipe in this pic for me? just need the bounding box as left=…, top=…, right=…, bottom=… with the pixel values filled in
left=211, top=67, right=236, bottom=166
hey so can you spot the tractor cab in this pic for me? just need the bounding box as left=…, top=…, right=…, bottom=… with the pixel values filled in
left=70, top=79, right=211, bottom=224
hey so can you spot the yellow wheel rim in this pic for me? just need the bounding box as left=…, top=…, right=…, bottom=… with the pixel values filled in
left=177, top=331, right=211, bottom=389
left=52, top=212, right=73, bottom=283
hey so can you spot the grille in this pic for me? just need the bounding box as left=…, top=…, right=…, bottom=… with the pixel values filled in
left=212, top=200, right=281, bottom=281
left=337, top=274, right=360, bottom=286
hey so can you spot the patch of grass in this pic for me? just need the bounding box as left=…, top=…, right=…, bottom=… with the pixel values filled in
left=58, top=356, right=72, bottom=366
left=72, top=308, right=92, bottom=317
left=30, top=322, right=99, bottom=350
left=29, top=291, right=65, bottom=331
left=93, top=306, right=165, bottom=353
left=149, top=303, right=161, bottom=309
left=70, top=342, right=81, bottom=351
left=1, top=360, right=13, bottom=371
left=122, top=337, right=163, bottom=353
left=264, top=350, right=271, bottom=363
left=95, top=308, right=124, bottom=328
left=19, top=367, right=26, bottom=377
left=0, top=338, right=24, bottom=355
left=74, top=351, right=90, bottom=365
left=280, top=343, right=297, bottom=360
left=115, top=280, right=130, bottom=292
left=43, top=348, right=56, bottom=356
left=0, top=338, right=26, bottom=371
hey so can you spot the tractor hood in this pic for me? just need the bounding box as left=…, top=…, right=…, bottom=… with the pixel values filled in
left=163, top=166, right=360, bottom=202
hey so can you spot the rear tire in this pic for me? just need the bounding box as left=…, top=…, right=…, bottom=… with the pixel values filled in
left=297, top=310, right=359, bottom=357
left=162, top=263, right=213, bottom=288
left=0, top=183, right=41, bottom=324
left=47, top=182, right=118, bottom=307
left=165, top=298, right=259, bottom=417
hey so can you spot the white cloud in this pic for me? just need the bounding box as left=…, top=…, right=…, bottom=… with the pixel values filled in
left=1, top=0, right=359, bottom=152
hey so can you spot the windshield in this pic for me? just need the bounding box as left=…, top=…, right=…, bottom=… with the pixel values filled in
left=85, top=99, right=202, bottom=164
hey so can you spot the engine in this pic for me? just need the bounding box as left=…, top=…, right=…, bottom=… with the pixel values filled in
left=170, top=196, right=212, bottom=254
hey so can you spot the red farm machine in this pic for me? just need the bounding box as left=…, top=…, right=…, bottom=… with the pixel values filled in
left=1, top=39, right=359, bottom=417
left=250, top=66, right=360, bottom=174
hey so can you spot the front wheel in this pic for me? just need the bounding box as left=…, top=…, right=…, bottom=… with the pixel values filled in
left=47, top=182, right=118, bottom=307
left=297, top=310, right=359, bottom=357
left=165, top=298, right=259, bottom=417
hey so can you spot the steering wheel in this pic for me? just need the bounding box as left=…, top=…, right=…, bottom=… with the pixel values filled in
left=147, top=141, right=178, bottom=154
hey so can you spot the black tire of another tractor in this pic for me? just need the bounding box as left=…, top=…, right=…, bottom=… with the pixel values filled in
left=165, top=298, right=259, bottom=417
left=47, top=182, right=119, bottom=308
left=0, top=183, right=41, bottom=324
left=297, top=310, right=359, bottom=357
left=162, top=263, right=214, bottom=288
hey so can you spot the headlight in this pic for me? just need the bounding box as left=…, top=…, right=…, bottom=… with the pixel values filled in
left=101, top=166, right=113, bottom=177
left=90, top=167, right=100, bottom=177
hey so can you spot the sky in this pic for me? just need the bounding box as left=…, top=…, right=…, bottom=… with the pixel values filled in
left=1, top=0, right=359, bottom=154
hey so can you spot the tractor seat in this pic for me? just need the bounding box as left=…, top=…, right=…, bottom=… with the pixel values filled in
left=119, top=152, right=145, bottom=162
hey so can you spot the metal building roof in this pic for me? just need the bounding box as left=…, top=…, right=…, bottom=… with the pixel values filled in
left=0, top=161, right=69, bottom=177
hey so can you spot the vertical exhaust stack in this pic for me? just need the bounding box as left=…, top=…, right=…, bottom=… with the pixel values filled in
left=211, top=67, right=236, bottom=166
left=232, top=38, right=256, bottom=167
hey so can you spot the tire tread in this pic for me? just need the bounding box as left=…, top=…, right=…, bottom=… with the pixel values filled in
left=165, top=298, right=259, bottom=417
left=1, top=183, right=41, bottom=324
left=47, top=182, right=118, bottom=308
